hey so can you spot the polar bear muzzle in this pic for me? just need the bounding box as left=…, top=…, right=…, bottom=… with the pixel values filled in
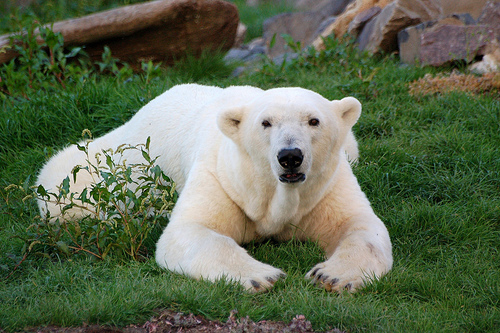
left=277, top=148, right=306, bottom=183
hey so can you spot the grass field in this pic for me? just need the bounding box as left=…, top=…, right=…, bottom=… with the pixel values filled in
left=1, top=1, right=499, bottom=332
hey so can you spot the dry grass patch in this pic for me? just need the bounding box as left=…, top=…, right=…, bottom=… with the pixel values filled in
left=408, top=71, right=500, bottom=96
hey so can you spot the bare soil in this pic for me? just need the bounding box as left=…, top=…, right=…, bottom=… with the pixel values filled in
left=21, top=310, right=344, bottom=333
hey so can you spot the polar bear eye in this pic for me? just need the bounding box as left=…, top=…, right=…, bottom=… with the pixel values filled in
left=309, top=118, right=320, bottom=126
left=262, top=120, right=272, bottom=128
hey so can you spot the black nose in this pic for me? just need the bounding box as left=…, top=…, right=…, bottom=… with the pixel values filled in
left=277, top=148, right=303, bottom=169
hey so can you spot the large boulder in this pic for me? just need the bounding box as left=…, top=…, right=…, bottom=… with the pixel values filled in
left=263, top=12, right=326, bottom=57
left=347, top=6, right=381, bottom=37
left=0, top=0, right=239, bottom=67
left=478, top=1, right=500, bottom=42
left=398, top=1, right=500, bottom=67
left=469, top=1, right=500, bottom=73
left=441, top=0, right=491, bottom=20
left=247, top=0, right=346, bottom=11
left=356, top=0, right=441, bottom=54
left=398, top=15, right=493, bottom=66
left=314, top=0, right=495, bottom=54
left=356, top=0, right=496, bottom=54
left=312, top=0, right=393, bottom=50
left=262, top=0, right=353, bottom=57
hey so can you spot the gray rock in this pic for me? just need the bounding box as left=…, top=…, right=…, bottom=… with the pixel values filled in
left=358, top=0, right=442, bottom=54
left=304, top=0, right=354, bottom=16
left=261, top=0, right=354, bottom=57
left=478, top=1, right=500, bottom=41
left=316, top=16, right=338, bottom=37
left=398, top=16, right=494, bottom=66
left=263, top=11, right=327, bottom=57
left=224, top=38, right=267, bottom=65
left=348, top=6, right=381, bottom=38
left=247, top=0, right=352, bottom=13
left=272, top=52, right=300, bottom=65
left=441, top=0, right=490, bottom=20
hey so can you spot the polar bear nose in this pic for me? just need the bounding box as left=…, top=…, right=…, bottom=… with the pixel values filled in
left=277, top=148, right=303, bottom=169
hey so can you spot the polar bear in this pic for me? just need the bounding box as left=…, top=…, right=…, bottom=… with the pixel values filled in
left=36, top=84, right=392, bottom=292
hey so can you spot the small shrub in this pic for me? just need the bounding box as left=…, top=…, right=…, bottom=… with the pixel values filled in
left=4, top=133, right=177, bottom=263
left=0, top=12, right=90, bottom=99
left=0, top=12, right=160, bottom=101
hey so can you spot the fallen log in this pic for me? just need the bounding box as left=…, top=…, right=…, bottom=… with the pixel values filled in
left=0, top=0, right=239, bottom=66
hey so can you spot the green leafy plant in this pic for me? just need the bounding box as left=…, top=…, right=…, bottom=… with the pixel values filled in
left=96, top=45, right=133, bottom=80
left=0, top=12, right=159, bottom=101
left=0, top=12, right=93, bottom=99
left=5, top=133, right=177, bottom=263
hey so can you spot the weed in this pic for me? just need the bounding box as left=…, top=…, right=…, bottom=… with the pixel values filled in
left=0, top=12, right=88, bottom=99
left=3, top=133, right=176, bottom=266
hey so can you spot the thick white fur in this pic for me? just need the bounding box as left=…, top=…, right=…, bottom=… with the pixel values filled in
left=37, top=84, right=392, bottom=292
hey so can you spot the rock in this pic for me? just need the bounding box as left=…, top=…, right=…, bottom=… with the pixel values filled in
left=469, top=2, right=500, bottom=73
left=263, top=12, right=324, bottom=57
left=469, top=49, right=500, bottom=73
left=315, top=0, right=495, bottom=54
left=262, top=0, right=354, bottom=57
left=296, top=0, right=354, bottom=15
left=347, top=6, right=382, bottom=38
left=0, top=0, right=239, bottom=67
left=398, top=16, right=494, bottom=66
left=312, top=0, right=393, bottom=50
left=234, top=23, right=248, bottom=48
left=441, top=0, right=490, bottom=20
left=224, top=37, right=266, bottom=63
left=357, top=0, right=442, bottom=54
left=247, top=0, right=352, bottom=12
left=316, top=16, right=338, bottom=36
left=478, top=1, right=500, bottom=41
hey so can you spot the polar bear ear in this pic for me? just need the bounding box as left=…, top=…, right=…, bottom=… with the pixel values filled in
left=334, top=96, right=362, bottom=129
left=217, top=106, right=246, bottom=142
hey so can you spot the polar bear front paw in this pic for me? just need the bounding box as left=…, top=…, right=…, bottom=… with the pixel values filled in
left=305, top=262, right=365, bottom=293
left=240, top=267, right=286, bottom=293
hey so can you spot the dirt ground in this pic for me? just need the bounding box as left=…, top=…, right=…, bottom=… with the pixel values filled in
left=21, top=310, right=345, bottom=333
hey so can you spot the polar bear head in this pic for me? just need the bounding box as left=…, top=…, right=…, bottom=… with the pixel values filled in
left=217, top=87, right=361, bottom=185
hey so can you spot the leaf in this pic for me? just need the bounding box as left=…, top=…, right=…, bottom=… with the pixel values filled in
left=66, top=47, right=82, bottom=58
left=76, top=143, right=86, bottom=152
left=124, top=167, right=133, bottom=182
left=36, top=184, right=48, bottom=197
left=100, top=171, right=111, bottom=182
left=61, top=202, right=74, bottom=213
left=141, top=149, right=151, bottom=163
left=106, top=153, right=113, bottom=169
left=72, top=166, right=81, bottom=183
left=78, top=187, right=89, bottom=203
left=270, top=33, right=277, bottom=49
left=56, top=241, right=71, bottom=256
left=61, top=176, right=70, bottom=195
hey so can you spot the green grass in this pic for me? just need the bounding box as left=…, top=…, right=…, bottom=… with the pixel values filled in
left=1, top=1, right=500, bottom=332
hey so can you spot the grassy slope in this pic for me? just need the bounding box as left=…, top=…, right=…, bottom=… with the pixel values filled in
left=1, top=1, right=499, bottom=332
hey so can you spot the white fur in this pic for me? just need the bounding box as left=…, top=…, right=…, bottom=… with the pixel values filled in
left=37, top=84, right=392, bottom=292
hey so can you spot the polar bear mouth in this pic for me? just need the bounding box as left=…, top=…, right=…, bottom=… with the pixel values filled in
left=279, top=173, right=306, bottom=183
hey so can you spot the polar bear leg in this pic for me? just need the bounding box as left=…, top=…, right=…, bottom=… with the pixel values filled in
left=155, top=173, right=285, bottom=292
left=156, top=222, right=285, bottom=291
left=344, top=131, right=359, bottom=163
left=305, top=214, right=392, bottom=292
